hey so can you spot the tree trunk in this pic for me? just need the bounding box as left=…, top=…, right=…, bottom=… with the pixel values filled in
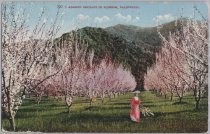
left=68, top=106, right=71, bottom=114
left=101, top=92, right=105, bottom=103
left=194, top=90, right=201, bottom=110
left=170, top=93, right=173, bottom=101
left=101, top=97, right=104, bottom=103
left=9, top=116, right=15, bottom=131
left=108, top=93, right=112, bottom=101
left=195, top=90, right=201, bottom=110
left=6, top=83, right=16, bottom=131
left=89, top=99, right=92, bottom=106
left=164, top=94, right=167, bottom=99
left=179, top=97, right=182, bottom=103
left=65, top=95, right=73, bottom=114
left=37, top=100, right=40, bottom=104
left=135, top=73, right=145, bottom=91
left=195, top=100, right=200, bottom=110
left=37, top=96, right=41, bottom=104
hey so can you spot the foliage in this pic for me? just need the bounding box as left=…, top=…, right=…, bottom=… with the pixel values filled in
left=55, top=24, right=168, bottom=90
left=145, top=18, right=208, bottom=109
left=1, top=3, right=64, bottom=130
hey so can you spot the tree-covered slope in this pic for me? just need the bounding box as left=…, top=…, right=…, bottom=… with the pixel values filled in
left=54, top=19, right=182, bottom=90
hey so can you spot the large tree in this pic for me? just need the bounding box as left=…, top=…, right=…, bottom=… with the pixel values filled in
left=1, top=3, right=64, bottom=130
left=158, top=18, right=208, bottom=109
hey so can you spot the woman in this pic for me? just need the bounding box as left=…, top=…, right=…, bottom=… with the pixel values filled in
left=130, top=90, right=141, bottom=123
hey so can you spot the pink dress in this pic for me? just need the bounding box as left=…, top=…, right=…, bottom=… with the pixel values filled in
left=130, top=97, right=140, bottom=123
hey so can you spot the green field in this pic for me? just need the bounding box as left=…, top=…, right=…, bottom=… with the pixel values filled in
left=2, top=91, right=208, bottom=133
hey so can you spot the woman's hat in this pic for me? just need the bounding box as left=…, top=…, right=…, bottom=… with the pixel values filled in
left=132, top=90, right=140, bottom=94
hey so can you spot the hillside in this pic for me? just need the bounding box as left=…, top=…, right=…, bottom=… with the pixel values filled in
left=54, top=19, right=181, bottom=90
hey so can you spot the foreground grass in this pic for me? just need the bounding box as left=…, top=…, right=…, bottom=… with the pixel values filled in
left=2, top=91, right=208, bottom=132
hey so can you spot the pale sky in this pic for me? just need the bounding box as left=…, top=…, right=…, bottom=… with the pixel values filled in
left=2, top=1, right=208, bottom=37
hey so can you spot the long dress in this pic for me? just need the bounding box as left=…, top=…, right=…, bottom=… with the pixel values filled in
left=130, top=96, right=140, bottom=123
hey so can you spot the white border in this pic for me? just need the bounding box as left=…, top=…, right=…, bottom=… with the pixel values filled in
left=0, top=0, right=209, bottom=134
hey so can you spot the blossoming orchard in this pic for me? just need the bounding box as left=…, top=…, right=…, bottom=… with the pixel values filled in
left=1, top=2, right=208, bottom=133
left=145, top=18, right=208, bottom=109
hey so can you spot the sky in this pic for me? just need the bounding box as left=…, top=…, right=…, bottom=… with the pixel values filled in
left=3, top=1, right=208, bottom=37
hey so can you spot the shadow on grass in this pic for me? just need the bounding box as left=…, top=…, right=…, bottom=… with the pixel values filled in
left=141, top=101, right=154, bottom=104
left=84, top=106, right=130, bottom=111
left=15, top=105, right=67, bottom=119
left=107, top=100, right=131, bottom=103
left=142, top=104, right=157, bottom=107
left=109, top=102, right=130, bottom=105
left=173, top=101, right=189, bottom=105
left=54, top=109, right=196, bottom=124
left=142, top=99, right=170, bottom=104
left=54, top=111, right=131, bottom=124
left=18, top=105, right=66, bottom=113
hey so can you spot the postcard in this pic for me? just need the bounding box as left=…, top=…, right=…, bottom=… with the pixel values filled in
left=1, top=0, right=208, bottom=133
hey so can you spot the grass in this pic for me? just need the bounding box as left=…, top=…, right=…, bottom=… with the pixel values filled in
left=2, top=91, right=208, bottom=133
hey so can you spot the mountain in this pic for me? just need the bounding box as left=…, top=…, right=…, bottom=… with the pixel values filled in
left=54, top=19, right=182, bottom=90
left=105, top=19, right=183, bottom=48
left=105, top=24, right=141, bottom=41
